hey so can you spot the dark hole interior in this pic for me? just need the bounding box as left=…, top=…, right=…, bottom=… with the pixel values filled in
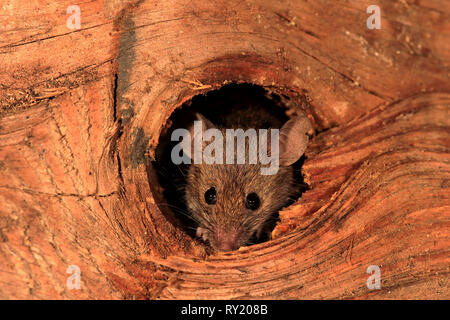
left=150, top=83, right=308, bottom=249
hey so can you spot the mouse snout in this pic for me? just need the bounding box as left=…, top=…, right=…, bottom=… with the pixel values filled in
left=212, top=226, right=244, bottom=252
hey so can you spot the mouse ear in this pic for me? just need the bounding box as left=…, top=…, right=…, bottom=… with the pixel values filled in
left=192, top=113, right=216, bottom=132
left=278, top=114, right=313, bottom=166
left=188, top=113, right=216, bottom=142
left=180, top=113, right=217, bottom=159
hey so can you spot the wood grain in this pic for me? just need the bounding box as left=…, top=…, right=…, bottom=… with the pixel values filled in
left=0, top=0, right=448, bottom=299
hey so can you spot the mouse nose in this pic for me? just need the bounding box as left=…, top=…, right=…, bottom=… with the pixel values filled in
left=213, top=227, right=242, bottom=252
left=217, top=239, right=239, bottom=252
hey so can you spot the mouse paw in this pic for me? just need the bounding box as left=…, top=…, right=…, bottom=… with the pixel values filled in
left=256, top=225, right=273, bottom=241
left=196, top=227, right=209, bottom=242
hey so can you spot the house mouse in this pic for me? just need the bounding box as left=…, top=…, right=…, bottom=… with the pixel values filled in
left=177, top=110, right=312, bottom=252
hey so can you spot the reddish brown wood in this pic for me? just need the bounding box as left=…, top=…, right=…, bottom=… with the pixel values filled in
left=0, top=0, right=449, bottom=299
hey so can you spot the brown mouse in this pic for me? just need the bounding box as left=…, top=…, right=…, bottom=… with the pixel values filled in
left=177, top=111, right=312, bottom=252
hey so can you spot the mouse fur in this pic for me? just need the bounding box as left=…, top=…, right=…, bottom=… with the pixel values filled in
left=182, top=110, right=312, bottom=252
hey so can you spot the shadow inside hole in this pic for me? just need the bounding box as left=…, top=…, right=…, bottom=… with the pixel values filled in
left=150, top=83, right=309, bottom=247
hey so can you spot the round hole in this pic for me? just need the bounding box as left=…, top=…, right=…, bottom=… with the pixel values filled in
left=149, top=83, right=309, bottom=252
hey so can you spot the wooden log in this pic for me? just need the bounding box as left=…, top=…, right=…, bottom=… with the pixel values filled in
left=0, top=0, right=449, bottom=299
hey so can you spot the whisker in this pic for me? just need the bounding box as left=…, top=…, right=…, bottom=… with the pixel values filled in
left=153, top=201, right=200, bottom=224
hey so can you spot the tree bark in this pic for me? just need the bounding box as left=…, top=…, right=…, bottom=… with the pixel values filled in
left=0, top=0, right=449, bottom=299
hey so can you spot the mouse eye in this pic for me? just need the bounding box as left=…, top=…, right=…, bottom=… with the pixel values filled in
left=245, top=193, right=260, bottom=210
left=204, top=187, right=217, bottom=205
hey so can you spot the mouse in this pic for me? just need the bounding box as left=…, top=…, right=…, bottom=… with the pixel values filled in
left=177, top=110, right=312, bottom=252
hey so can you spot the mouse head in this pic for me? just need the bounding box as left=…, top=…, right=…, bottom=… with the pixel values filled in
left=180, top=113, right=312, bottom=252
